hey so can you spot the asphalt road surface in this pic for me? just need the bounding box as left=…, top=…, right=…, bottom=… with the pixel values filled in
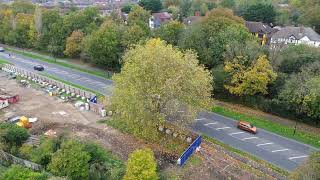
left=193, top=112, right=319, bottom=171
left=0, top=52, right=113, bottom=96
left=1, top=50, right=319, bottom=171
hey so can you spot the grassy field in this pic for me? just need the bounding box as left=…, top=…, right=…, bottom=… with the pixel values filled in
left=203, top=136, right=289, bottom=177
left=213, top=106, right=320, bottom=148
left=6, top=47, right=111, bottom=79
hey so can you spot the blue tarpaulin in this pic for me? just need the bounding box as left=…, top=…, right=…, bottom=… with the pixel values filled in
left=177, top=135, right=202, bottom=166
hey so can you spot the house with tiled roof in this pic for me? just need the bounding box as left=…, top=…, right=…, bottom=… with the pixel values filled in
left=149, top=12, right=172, bottom=29
left=270, top=26, right=320, bottom=47
left=245, top=21, right=277, bottom=45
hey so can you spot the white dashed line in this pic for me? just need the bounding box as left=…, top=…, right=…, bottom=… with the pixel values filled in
left=204, top=122, right=217, bottom=126
left=216, top=127, right=231, bottom=130
left=242, top=137, right=258, bottom=140
left=272, top=149, right=289, bottom=153
left=257, top=142, right=274, bottom=146
left=195, top=118, right=206, bottom=121
left=288, top=155, right=308, bottom=160
left=229, top=132, right=245, bottom=135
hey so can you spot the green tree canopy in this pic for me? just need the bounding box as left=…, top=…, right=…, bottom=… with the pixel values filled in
left=0, top=123, right=29, bottom=150
left=1, top=165, right=47, bottom=180
left=123, top=148, right=158, bottom=180
left=242, top=3, right=276, bottom=24
left=179, top=8, right=251, bottom=69
left=111, top=39, right=213, bottom=140
left=138, top=0, right=163, bottom=13
left=276, top=45, right=320, bottom=74
left=154, top=20, right=184, bottom=46
left=84, top=21, right=122, bottom=70
left=121, top=23, right=150, bottom=48
left=127, top=5, right=151, bottom=25
left=220, top=0, right=235, bottom=9
left=48, top=140, right=91, bottom=180
left=278, top=62, right=320, bottom=121
left=121, top=3, right=134, bottom=14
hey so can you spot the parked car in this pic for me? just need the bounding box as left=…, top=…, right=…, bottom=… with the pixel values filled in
left=0, top=47, right=5, bottom=52
left=34, top=65, right=44, bottom=71
left=237, top=121, right=257, bottom=134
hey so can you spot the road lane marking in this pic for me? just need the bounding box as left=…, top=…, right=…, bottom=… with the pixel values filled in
left=272, top=149, right=289, bottom=153
left=216, top=127, right=231, bottom=130
left=195, top=118, right=206, bottom=121
left=229, top=132, right=245, bottom=135
left=204, top=122, right=217, bottom=126
left=257, top=142, right=274, bottom=146
left=242, top=137, right=258, bottom=140
left=288, top=155, right=308, bottom=160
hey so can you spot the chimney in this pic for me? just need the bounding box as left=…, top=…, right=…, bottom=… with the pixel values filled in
left=195, top=11, right=200, bottom=17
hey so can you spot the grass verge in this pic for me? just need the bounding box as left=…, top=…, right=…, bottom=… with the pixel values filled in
left=42, top=73, right=104, bottom=99
left=203, top=135, right=289, bottom=177
left=0, top=58, right=11, bottom=65
left=213, top=106, right=320, bottom=148
left=6, top=47, right=111, bottom=79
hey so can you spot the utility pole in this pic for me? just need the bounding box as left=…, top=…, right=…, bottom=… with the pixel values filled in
left=293, top=120, right=298, bottom=136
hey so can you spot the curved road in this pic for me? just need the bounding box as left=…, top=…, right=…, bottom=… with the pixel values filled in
left=1, top=50, right=319, bottom=171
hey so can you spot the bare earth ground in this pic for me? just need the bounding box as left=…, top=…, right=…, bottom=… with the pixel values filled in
left=215, top=100, right=320, bottom=135
left=0, top=71, right=284, bottom=180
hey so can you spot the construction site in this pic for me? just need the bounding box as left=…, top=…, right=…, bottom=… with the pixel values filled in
left=0, top=69, right=287, bottom=179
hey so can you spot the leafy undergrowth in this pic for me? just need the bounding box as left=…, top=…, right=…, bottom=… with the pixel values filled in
left=213, top=106, right=320, bottom=148
left=106, top=119, right=189, bottom=155
left=6, top=47, right=111, bottom=79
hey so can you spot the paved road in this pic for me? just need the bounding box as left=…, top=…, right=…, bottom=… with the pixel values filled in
left=193, top=112, right=319, bottom=171
left=1, top=50, right=319, bottom=171
left=0, top=52, right=113, bottom=96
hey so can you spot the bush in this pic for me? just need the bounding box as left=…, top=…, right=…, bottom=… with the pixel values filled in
left=48, top=140, right=91, bottom=180
left=84, top=143, right=125, bottom=180
left=1, top=165, right=47, bottom=180
left=123, top=148, right=158, bottom=180
left=0, top=123, right=29, bottom=151
left=19, top=137, right=58, bottom=167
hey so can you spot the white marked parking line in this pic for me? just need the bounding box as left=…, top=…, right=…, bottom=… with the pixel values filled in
left=229, top=132, right=245, bottom=135
left=242, top=137, right=258, bottom=140
left=272, top=149, right=289, bottom=153
left=216, top=127, right=231, bottom=130
left=257, top=142, right=274, bottom=146
left=288, top=155, right=308, bottom=160
left=195, top=118, right=206, bottom=121
left=204, top=122, right=217, bottom=126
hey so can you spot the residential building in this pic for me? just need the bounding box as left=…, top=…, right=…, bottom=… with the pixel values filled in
left=149, top=12, right=172, bottom=29
left=245, top=21, right=277, bottom=45
left=271, top=26, right=320, bottom=47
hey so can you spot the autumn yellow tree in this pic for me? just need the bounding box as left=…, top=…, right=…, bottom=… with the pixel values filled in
left=123, top=148, right=158, bottom=180
left=224, top=55, right=277, bottom=96
left=111, top=38, right=213, bottom=140
left=64, top=30, right=84, bottom=58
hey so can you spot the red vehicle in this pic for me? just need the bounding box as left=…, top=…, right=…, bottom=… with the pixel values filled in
left=237, top=121, right=257, bottom=134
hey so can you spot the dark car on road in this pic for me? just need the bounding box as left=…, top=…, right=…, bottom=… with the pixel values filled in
left=237, top=121, right=257, bottom=134
left=34, top=65, right=44, bottom=71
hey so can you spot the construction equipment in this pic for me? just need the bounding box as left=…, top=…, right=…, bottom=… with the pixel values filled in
left=16, top=116, right=32, bottom=129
